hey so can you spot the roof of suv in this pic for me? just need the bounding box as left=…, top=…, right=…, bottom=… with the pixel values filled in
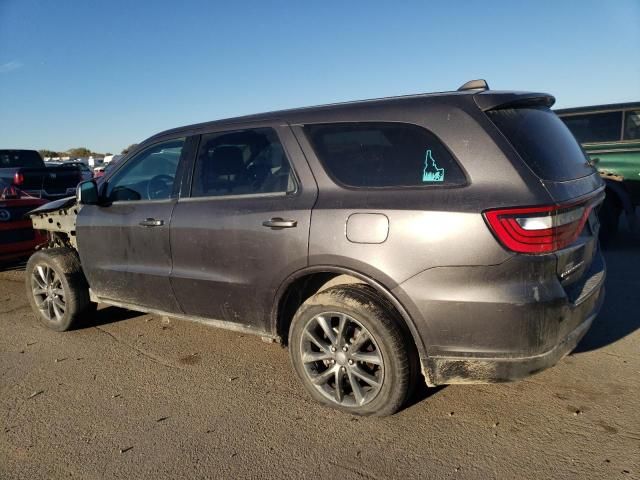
left=146, top=83, right=554, bottom=143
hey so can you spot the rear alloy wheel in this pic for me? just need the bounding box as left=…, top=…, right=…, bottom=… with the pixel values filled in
left=300, top=312, right=384, bottom=407
left=25, top=248, right=96, bottom=331
left=289, top=284, right=415, bottom=416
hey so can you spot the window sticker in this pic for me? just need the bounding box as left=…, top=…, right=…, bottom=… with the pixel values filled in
left=422, top=149, right=445, bottom=182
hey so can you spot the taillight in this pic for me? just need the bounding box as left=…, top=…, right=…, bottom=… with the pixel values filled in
left=13, top=172, right=24, bottom=185
left=483, top=202, right=593, bottom=254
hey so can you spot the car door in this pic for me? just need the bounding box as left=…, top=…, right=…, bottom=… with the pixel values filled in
left=76, top=136, right=196, bottom=312
left=169, top=124, right=317, bottom=331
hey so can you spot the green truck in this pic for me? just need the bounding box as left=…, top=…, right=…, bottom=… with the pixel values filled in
left=556, top=102, right=640, bottom=241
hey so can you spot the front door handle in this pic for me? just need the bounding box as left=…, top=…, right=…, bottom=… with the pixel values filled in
left=139, top=218, right=164, bottom=227
left=262, top=218, right=297, bottom=229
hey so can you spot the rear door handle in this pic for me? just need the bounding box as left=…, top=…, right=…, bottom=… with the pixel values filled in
left=139, top=218, right=164, bottom=227
left=262, top=218, right=297, bottom=228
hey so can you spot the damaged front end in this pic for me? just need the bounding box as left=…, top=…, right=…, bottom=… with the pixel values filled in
left=28, top=196, right=80, bottom=250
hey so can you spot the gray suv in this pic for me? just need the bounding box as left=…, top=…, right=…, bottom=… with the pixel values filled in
left=26, top=80, right=606, bottom=416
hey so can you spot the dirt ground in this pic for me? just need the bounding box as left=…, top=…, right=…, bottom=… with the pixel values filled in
left=1, top=231, right=638, bottom=479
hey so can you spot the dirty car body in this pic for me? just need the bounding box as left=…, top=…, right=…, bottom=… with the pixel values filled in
left=28, top=82, right=606, bottom=414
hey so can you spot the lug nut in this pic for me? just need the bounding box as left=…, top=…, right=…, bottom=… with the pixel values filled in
left=342, top=346, right=348, bottom=352
left=330, top=346, right=337, bottom=353
left=341, top=366, right=346, bottom=372
left=348, top=359, right=354, bottom=365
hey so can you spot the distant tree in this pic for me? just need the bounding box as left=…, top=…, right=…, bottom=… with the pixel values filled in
left=39, top=149, right=59, bottom=158
left=67, top=147, right=93, bottom=158
left=121, top=144, right=138, bottom=155
left=105, top=152, right=112, bottom=156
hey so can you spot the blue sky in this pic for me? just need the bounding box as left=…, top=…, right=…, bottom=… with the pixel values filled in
left=1, top=0, right=639, bottom=153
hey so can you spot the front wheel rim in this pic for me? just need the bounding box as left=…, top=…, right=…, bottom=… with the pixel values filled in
left=31, top=264, right=66, bottom=323
left=299, top=312, right=384, bottom=407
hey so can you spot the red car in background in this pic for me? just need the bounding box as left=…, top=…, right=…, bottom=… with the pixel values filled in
left=0, top=180, right=48, bottom=262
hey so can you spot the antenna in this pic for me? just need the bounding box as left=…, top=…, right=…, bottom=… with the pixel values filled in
left=457, top=79, right=489, bottom=92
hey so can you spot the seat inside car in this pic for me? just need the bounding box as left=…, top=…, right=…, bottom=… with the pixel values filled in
left=200, top=145, right=250, bottom=195
left=250, top=143, right=291, bottom=193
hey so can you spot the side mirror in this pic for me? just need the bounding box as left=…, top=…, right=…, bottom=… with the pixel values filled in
left=77, top=179, right=99, bottom=205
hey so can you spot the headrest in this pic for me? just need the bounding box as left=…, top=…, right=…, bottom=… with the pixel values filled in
left=210, top=146, right=244, bottom=175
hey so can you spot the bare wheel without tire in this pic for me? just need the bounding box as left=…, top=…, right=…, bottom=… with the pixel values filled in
left=289, top=284, right=415, bottom=416
left=25, top=248, right=96, bottom=331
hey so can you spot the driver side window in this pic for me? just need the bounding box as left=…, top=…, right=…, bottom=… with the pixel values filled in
left=106, top=138, right=185, bottom=202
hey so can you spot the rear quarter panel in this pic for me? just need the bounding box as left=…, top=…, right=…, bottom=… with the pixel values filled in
left=291, top=98, right=553, bottom=286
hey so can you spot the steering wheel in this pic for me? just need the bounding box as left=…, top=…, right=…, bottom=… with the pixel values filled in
left=146, top=174, right=174, bottom=200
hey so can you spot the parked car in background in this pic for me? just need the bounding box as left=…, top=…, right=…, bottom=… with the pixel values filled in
left=0, top=150, right=83, bottom=199
left=103, top=154, right=124, bottom=165
left=27, top=81, right=606, bottom=416
left=94, top=158, right=121, bottom=179
left=47, top=161, right=94, bottom=181
left=556, top=103, right=640, bottom=240
left=0, top=179, right=47, bottom=262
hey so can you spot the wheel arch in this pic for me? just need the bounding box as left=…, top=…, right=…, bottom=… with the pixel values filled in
left=270, top=265, right=427, bottom=360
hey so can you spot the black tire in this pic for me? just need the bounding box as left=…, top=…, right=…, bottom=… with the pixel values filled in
left=289, top=284, right=416, bottom=416
left=599, top=194, right=621, bottom=247
left=25, top=248, right=96, bottom=331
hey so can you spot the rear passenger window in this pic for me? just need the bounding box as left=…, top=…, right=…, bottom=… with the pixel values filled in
left=304, top=123, right=466, bottom=188
left=561, top=111, right=623, bottom=143
left=192, top=128, right=295, bottom=197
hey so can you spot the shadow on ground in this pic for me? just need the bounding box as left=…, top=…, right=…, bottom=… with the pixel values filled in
left=574, top=223, right=640, bottom=353
left=405, top=383, right=446, bottom=410
left=0, top=258, right=27, bottom=272
left=79, top=305, right=146, bottom=329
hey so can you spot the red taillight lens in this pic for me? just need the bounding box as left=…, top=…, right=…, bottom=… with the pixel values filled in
left=483, top=202, right=593, bottom=254
left=13, top=172, right=24, bottom=185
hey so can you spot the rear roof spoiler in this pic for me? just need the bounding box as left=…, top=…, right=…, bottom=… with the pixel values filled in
left=473, top=91, right=556, bottom=111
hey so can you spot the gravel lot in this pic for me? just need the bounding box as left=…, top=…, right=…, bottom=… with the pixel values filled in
left=1, top=231, right=638, bottom=479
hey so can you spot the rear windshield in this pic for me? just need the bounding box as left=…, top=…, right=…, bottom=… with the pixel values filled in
left=0, top=150, right=43, bottom=168
left=487, top=107, right=596, bottom=182
left=304, top=122, right=466, bottom=188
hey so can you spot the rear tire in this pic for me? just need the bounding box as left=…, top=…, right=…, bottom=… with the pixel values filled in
left=289, top=284, right=416, bottom=416
left=25, top=248, right=96, bottom=331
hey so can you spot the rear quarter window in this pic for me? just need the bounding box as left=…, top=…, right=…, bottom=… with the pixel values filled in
left=487, top=107, right=596, bottom=182
left=304, top=123, right=466, bottom=188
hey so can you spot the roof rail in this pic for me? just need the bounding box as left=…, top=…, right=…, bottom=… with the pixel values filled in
left=458, top=79, right=489, bottom=92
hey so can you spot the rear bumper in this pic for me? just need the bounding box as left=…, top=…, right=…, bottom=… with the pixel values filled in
left=394, top=250, right=606, bottom=385
left=423, top=290, right=602, bottom=384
